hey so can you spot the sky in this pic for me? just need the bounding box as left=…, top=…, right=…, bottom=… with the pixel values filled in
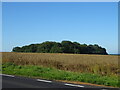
left=2, top=2, right=118, bottom=54
left=2, top=0, right=119, bottom=2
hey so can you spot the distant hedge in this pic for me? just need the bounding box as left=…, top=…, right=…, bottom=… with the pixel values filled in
left=12, top=41, right=108, bottom=55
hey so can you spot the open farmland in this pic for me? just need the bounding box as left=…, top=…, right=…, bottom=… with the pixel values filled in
left=2, top=52, right=119, bottom=76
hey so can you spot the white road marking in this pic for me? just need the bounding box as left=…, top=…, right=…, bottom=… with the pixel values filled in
left=36, top=79, right=52, bottom=83
left=65, top=83, right=84, bottom=88
left=0, top=74, right=15, bottom=77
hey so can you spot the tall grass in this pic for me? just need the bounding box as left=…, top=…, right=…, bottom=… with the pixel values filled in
left=1, top=52, right=119, bottom=76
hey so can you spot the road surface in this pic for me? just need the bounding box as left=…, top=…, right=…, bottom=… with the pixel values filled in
left=0, top=74, right=119, bottom=89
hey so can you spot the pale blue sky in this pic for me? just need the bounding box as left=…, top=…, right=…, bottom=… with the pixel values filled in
left=2, top=2, right=118, bottom=54
left=2, top=0, right=119, bottom=2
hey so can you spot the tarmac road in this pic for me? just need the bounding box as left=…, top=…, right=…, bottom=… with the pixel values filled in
left=0, top=74, right=119, bottom=90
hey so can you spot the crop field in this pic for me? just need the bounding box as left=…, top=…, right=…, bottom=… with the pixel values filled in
left=1, top=52, right=119, bottom=76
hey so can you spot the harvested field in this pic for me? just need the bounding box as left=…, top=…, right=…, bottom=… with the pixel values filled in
left=1, top=52, right=119, bottom=76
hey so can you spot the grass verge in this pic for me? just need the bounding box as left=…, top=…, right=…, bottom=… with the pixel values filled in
left=2, top=62, right=119, bottom=87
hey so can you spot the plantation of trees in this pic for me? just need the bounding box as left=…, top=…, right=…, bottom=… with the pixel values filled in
left=12, top=41, right=108, bottom=55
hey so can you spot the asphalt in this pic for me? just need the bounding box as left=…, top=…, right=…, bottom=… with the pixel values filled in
left=0, top=74, right=119, bottom=89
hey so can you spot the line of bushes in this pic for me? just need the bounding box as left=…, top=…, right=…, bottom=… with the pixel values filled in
left=12, top=41, right=108, bottom=55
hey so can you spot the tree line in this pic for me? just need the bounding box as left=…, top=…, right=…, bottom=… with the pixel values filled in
left=12, top=41, right=108, bottom=55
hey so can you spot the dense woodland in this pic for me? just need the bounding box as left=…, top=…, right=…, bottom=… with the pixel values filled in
left=12, top=41, right=108, bottom=55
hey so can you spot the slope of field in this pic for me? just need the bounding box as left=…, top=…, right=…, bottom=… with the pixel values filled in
left=2, top=52, right=119, bottom=76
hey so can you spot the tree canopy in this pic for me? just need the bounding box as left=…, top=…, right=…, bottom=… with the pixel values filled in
left=12, top=41, right=108, bottom=55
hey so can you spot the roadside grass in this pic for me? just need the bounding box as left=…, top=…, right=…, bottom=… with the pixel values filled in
left=2, top=62, right=119, bottom=87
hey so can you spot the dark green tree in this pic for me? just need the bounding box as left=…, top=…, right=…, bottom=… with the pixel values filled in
left=50, top=43, right=62, bottom=53
left=61, top=41, right=74, bottom=53
left=12, top=47, right=22, bottom=52
left=12, top=40, right=108, bottom=55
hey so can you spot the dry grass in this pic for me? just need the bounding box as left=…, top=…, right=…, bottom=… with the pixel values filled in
left=1, top=52, right=119, bottom=76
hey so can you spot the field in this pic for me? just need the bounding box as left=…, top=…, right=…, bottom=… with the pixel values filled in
left=1, top=52, right=119, bottom=87
left=2, top=52, right=119, bottom=76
